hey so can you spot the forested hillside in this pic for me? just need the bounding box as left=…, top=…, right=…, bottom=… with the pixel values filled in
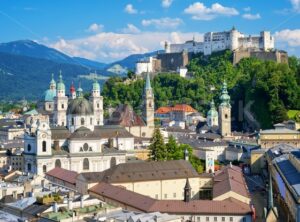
left=102, top=50, right=300, bottom=129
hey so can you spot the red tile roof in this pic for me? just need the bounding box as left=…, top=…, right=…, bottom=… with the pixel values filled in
left=89, top=182, right=252, bottom=215
left=45, top=167, right=78, bottom=185
left=173, top=104, right=197, bottom=113
left=155, top=107, right=172, bottom=114
left=155, top=104, right=197, bottom=114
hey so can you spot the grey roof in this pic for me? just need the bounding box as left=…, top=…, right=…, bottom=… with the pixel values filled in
left=260, top=128, right=300, bottom=134
left=51, top=126, right=71, bottom=140
left=67, top=97, right=93, bottom=115
left=79, top=160, right=201, bottom=183
left=69, top=125, right=133, bottom=140
left=273, top=153, right=300, bottom=198
left=51, top=125, right=133, bottom=140
left=266, top=144, right=298, bottom=160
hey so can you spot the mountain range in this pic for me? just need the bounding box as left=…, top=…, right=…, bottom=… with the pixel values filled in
left=0, top=40, right=156, bottom=100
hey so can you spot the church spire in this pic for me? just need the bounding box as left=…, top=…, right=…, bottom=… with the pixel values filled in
left=50, top=73, right=56, bottom=90
left=184, top=178, right=191, bottom=202
left=145, top=72, right=152, bottom=90
left=220, top=80, right=231, bottom=107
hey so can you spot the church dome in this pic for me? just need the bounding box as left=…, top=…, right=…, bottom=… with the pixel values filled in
left=207, top=100, right=218, bottom=118
left=43, top=89, right=56, bottom=102
left=67, top=97, right=94, bottom=115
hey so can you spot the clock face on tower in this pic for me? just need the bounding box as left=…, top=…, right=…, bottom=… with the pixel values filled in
left=42, top=134, right=47, bottom=138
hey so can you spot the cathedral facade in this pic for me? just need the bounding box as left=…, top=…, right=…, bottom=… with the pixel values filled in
left=23, top=73, right=147, bottom=176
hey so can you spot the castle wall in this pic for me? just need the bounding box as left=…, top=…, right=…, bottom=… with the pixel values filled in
left=233, top=50, right=288, bottom=65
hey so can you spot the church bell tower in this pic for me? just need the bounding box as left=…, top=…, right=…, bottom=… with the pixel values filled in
left=218, top=81, right=231, bottom=137
left=54, top=72, right=68, bottom=126
left=143, top=73, right=154, bottom=127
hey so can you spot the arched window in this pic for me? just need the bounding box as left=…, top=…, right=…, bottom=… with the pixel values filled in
left=225, top=114, right=228, bottom=119
left=71, top=117, right=74, bottom=125
left=27, top=144, right=31, bottom=152
left=55, top=159, right=61, bottom=168
left=83, top=158, right=89, bottom=170
left=42, top=141, right=47, bottom=152
left=27, top=163, right=32, bottom=172
left=61, top=104, right=64, bottom=109
left=83, top=143, right=89, bottom=151
left=81, top=118, right=85, bottom=125
left=97, top=103, right=99, bottom=108
left=43, top=165, right=47, bottom=173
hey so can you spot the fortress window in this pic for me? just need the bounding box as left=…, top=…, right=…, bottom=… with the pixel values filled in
left=27, top=144, right=31, bottom=152
left=42, top=141, right=47, bottom=152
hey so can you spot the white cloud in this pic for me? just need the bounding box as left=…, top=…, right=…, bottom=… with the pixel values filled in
left=141, top=17, right=183, bottom=29
left=162, top=0, right=173, bottom=8
left=243, top=7, right=251, bottom=12
left=124, top=4, right=138, bottom=14
left=242, top=13, right=261, bottom=20
left=184, top=2, right=239, bottom=20
left=122, top=24, right=141, bottom=34
left=87, top=23, right=104, bottom=33
left=290, top=0, right=300, bottom=11
left=48, top=31, right=203, bottom=63
left=275, top=29, right=300, bottom=47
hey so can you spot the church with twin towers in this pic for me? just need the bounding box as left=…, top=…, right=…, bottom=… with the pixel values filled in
left=24, top=72, right=155, bottom=175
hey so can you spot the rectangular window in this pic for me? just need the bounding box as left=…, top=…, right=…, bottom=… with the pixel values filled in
left=164, top=194, right=167, bottom=199
left=206, top=217, right=209, bottom=222
left=230, top=217, right=233, bottom=222
left=173, top=193, right=176, bottom=198
left=214, top=217, right=217, bottom=222
left=155, top=194, right=158, bottom=199
left=222, top=217, right=225, bottom=222
left=197, top=217, right=200, bottom=222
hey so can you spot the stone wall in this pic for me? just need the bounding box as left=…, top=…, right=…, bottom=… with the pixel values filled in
left=156, top=51, right=193, bottom=72
left=233, top=50, right=288, bottom=65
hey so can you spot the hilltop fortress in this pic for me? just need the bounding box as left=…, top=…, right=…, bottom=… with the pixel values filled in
left=136, top=27, right=288, bottom=74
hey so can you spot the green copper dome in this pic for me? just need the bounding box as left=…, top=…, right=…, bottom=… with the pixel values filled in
left=207, top=100, right=218, bottom=118
left=93, top=79, right=100, bottom=91
left=220, top=81, right=231, bottom=107
left=43, top=89, right=56, bottom=102
left=77, top=87, right=83, bottom=98
left=50, top=73, right=56, bottom=86
left=57, top=72, right=65, bottom=91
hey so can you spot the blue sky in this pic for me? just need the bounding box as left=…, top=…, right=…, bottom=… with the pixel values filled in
left=1, top=0, right=300, bottom=62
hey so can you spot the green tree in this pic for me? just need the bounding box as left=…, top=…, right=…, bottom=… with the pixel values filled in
left=148, top=128, right=167, bottom=161
left=165, top=135, right=177, bottom=160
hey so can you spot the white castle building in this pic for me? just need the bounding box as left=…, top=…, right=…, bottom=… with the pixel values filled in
left=24, top=73, right=151, bottom=176
left=165, top=27, right=274, bottom=55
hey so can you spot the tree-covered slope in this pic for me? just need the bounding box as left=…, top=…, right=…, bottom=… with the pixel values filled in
left=102, top=50, right=300, bottom=129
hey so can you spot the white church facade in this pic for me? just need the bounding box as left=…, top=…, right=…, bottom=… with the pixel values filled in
left=23, top=73, right=154, bottom=176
